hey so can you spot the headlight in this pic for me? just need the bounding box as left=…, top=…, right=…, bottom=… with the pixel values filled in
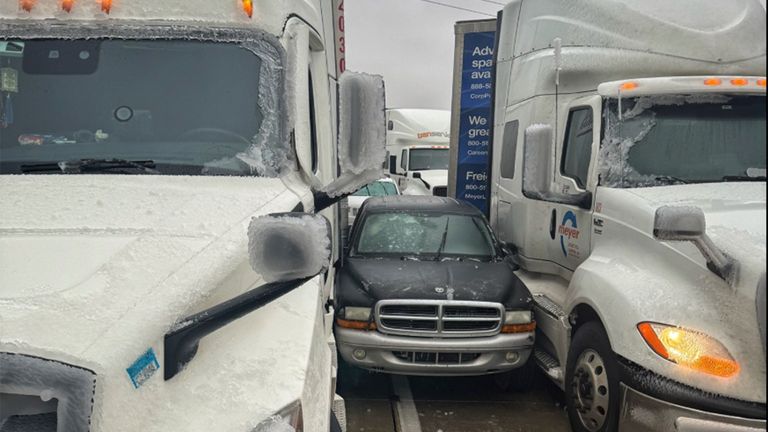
left=335, top=307, right=376, bottom=330
left=501, top=310, right=536, bottom=334
left=252, top=401, right=303, bottom=432
left=344, top=307, right=372, bottom=321
left=637, top=322, right=739, bottom=378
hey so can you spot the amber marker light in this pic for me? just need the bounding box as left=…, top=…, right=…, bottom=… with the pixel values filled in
left=61, top=0, right=75, bottom=12
left=637, top=322, right=740, bottom=378
left=336, top=318, right=377, bottom=331
left=620, top=82, right=639, bottom=91
left=731, top=78, right=749, bottom=86
left=20, top=0, right=35, bottom=12
left=704, top=78, right=722, bottom=86
left=242, top=0, right=253, bottom=18
left=100, top=0, right=112, bottom=14
left=501, top=321, right=536, bottom=334
left=758, top=78, right=767, bottom=87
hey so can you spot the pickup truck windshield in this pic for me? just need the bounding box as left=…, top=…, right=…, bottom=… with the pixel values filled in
left=409, top=148, right=449, bottom=171
left=600, top=95, right=766, bottom=187
left=354, top=212, right=495, bottom=259
left=0, top=39, right=282, bottom=176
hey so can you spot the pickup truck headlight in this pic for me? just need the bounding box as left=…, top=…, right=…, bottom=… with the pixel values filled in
left=252, top=401, right=303, bottom=432
left=637, top=322, right=739, bottom=378
left=501, top=310, right=536, bottom=334
left=336, top=307, right=376, bottom=330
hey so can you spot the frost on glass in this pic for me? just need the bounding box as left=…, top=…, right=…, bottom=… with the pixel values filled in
left=0, top=23, right=293, bottom=178
left=321, top=72, right=387, bottom=198
left=0, top=352, right=96, bottom=432
left=248, top=214, right=331, bottom=283
left=598, top=94, right=732, bottom=187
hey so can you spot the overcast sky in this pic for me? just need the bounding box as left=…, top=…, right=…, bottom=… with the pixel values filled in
left=346, top=0, right=502, bottom=110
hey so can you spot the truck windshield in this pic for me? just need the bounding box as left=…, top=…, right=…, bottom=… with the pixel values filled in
left=599, top=95, right=766, bottom=187
left=354, top=212, right=495, bottom=259
left=0, top=39, right=282, bottom=176
left=409, top=148, right=449, bottom=171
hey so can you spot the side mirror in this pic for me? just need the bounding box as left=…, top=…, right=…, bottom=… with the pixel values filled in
left=389, top=155, right=398, bottom=175
left=316, top=72, right=386, bottom=211
left=412, top=172, right=422, bottom=179
left=248, top=213, right=332, bottom=282
left=522, top=124, right=554, bottom=199
left=653, top=206, right=705, bottom=241
left=653, top=206, right=735, bottom=282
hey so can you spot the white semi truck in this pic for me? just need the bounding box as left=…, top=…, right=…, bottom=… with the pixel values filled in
left=0, top=1, right=387, bottom=431
left=486, top=0, right=767, bottom=431
left=386, top=108, right=451, bottom=196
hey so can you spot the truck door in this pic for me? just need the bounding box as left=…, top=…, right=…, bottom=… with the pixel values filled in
left=395, top=148, right=409, bottom=191
left=547, top=96, right=601, bottom=271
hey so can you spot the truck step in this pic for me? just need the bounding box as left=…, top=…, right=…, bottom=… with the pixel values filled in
left=533, top=294, right=566, bottom=319
left=534, top=349, right=563, bottom=382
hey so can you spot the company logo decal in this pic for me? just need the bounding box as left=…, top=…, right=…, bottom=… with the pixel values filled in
left=558, top=211, right=580, bottom=257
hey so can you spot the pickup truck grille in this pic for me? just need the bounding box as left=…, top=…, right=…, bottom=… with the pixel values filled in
left=376, top=300, right=503, bottom=338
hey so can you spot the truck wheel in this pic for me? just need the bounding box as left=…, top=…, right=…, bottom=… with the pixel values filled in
left=565, top=322, right=620, bottom=432
left=494, top=356, right=536, bottom=392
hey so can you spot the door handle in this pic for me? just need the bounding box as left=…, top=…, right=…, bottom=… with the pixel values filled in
left=549, top=209, right=557, bottom=240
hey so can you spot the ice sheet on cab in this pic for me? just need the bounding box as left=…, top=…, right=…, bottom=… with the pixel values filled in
left=522, top=124, right=553, bottom=199
left=248, top=214, right=331, bottom=283
left=252, top=416, right=295, bottom=432
left=322, top=71, right=387, bottom=198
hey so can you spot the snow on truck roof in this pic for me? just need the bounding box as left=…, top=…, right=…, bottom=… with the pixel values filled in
left=0, top=0, right=322, bottom=36
left=500, top=0, right=766, bottom=104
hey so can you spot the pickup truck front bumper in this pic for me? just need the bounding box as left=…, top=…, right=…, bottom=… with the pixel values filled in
left=618, top=357, right=767, bottom=432
left=335, top=327, right=533, bottom=376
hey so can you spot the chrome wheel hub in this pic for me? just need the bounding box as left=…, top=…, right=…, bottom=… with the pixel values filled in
left=570, top=349, right=609, bottom=431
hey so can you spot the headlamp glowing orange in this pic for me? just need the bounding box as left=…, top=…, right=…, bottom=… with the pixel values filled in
left=638, top=322, right=739, bottom=378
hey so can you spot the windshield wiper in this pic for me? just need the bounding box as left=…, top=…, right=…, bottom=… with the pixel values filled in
left=655, top=176, right=688, bottom=185
left=723, top=175, right=767, bottom=182
left=435, top=217, right=450, bottom=262
left=21, top=159, right=159, bottom=174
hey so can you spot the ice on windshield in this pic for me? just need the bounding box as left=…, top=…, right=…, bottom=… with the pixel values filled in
left=0, top=36, right=290, bottom=177
left=354, top=212, right=495, bottom=258
left=598, top=94, right=766, bottom=187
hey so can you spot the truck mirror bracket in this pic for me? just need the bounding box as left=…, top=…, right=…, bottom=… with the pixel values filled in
left=164, top=277, right=312, bottom=381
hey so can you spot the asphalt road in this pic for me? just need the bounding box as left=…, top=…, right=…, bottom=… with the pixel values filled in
left=337, top=361, right=571, bottom=432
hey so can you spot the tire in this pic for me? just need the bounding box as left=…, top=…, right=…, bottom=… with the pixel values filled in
left=494, top=356, right=537, bottom=393
left=565, top=321, right=621, bottom=432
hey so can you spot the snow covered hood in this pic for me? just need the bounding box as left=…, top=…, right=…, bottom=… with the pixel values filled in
left=0, top=175, right=292, bottom=362
left=419, top=170, right=448, bottom=190
left=600, top=182, right=766, bottom=284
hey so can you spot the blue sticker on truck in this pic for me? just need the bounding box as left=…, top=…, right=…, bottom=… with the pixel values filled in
left=559, top=211, right=579, bottom=257
left=126, top=348, right=160, bottom=389
left=455, top=31, right=495, bottom=216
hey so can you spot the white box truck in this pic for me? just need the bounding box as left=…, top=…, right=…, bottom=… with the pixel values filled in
left=485, top=0, right=767, bottom=431
left=386, top=108, right=450, bottom=197
left=0, top=1, right=387, bottom=431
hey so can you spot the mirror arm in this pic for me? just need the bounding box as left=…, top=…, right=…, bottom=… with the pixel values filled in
left=164, top=276, right=312, bottom=381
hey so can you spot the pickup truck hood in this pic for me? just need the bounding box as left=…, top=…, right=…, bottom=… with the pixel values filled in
left=336, top=257, right=532, bottom=309
left=418, top=170, right=448, bottom=190
left=0, top=175, right=294, bottom=358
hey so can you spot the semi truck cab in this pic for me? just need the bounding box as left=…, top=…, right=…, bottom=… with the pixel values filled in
left=488, top=0, right=767, bottom=431
left=0, top=1, right=387, bottom=431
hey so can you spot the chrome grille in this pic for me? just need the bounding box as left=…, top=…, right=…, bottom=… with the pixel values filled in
left=375, top=300, right=503, bottom=338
